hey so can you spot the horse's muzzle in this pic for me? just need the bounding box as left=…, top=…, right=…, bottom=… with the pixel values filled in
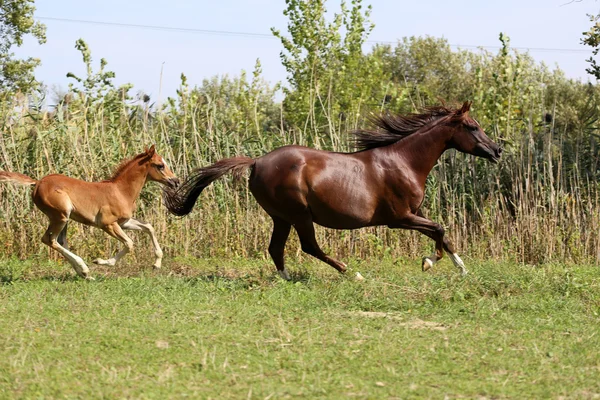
left=167, top=177, right=180, bottom=189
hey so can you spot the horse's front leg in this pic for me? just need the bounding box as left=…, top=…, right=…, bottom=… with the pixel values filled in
left=121, top=218, right=164, bottom=269
left=390, top=213, right=467, bottom=275
left=93, top=223, right=134, bottom=267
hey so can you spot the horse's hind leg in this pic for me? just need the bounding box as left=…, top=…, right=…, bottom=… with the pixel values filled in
left=94, top=223, right=133, bottom=266
left=57, top=221, right=69, bottom=250
left=441, top=237, right=467, bottom=275
left=293, top=217, right=347, bottom=273
left=120, top=218, right=163, bottom=269
left=42, top=218, right=91, bottom=280
left=268, top=216, right=292, bottom=280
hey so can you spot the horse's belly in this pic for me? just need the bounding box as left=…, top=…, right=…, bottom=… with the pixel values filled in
left=308, top=198, right=375, bottom=229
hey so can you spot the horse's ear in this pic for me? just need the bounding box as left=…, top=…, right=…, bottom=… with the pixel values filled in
left=147, top=144, right=156, bottom=156
left=458, top=101, right=472, bottom=115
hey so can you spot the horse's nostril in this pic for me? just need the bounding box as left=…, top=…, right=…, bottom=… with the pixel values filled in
left=496, top=147, right=503, bottom=156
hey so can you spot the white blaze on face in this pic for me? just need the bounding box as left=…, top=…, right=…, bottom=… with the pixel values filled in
left=160, top=156, right=170, bottom=173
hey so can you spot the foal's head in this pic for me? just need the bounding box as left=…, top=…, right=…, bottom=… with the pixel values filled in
left=446, top=102, right=502, bottom=163
left=143, top=145, right=179, bottom=188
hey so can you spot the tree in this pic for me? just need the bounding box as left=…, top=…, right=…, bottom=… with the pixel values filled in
left=0, top=0, right=46, bottom=94
left=271, top=0, right=388, bottom=149
left=582, top=12, right=600, bottom=79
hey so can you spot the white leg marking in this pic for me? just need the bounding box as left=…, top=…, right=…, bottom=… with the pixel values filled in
left=448, top=253, right=468, bottom=276
left=421, top=254, right=439, bottom=272
left=121, top=218, right=163, bottom=269
left=278, top=269, right=291, bottom=281
left=51, top=240, right=93, bottom=280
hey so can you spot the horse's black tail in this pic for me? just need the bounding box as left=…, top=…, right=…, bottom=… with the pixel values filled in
left=163, top=156, right=255, bottom=216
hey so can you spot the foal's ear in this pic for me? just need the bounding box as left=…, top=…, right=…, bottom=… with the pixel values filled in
left=458, top=101, right=472, bottom=115
left=147, top=144, right=156, bottom=156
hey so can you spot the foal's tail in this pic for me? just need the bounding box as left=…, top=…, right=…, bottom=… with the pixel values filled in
left=0, top=171, right=37, bottom=186
left=163, top=156, right=255, bottom=216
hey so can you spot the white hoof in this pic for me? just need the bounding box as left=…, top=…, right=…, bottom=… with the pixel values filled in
left=422, top=257, right=434, bottom=272
left=355, top=272, right=365, bottom=281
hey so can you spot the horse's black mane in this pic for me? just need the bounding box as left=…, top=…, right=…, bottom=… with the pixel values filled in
left=353, top=105, right=461, bottom=151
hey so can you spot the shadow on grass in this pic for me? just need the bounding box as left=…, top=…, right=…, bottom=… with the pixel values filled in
left=0, top=257, right=335, bottom=286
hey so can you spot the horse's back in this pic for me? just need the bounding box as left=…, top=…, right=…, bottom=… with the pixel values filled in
left=250, top=145, right=380, bottom=228
left=33, top=174, right=113, bottom=222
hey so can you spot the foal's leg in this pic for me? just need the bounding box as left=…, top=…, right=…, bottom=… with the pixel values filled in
left=392, top=213, right=467, bottom=275
left=57, top=221, right=69, bottom=250
left=268, top=216, right=292, bottom=280
left=93, top=223, right=134, bottom=266
left=293, top=218, right=347, bottom=273
left=120, top=219, right=164, bottom=269
left=41, top=219, right=92, bottom=280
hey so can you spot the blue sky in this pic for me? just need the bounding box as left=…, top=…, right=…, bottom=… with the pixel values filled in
left=14, top=0, right=600, bottom=103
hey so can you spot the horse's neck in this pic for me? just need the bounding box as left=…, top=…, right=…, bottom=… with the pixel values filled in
left=112, top=163, right=149, bottom=202
left=390, top=125, right=451, bottom=183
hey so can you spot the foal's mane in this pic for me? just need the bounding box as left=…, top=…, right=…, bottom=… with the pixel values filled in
left=105, top=152, right=151, bottom=181
left=353, top=105, right=463, bottom=151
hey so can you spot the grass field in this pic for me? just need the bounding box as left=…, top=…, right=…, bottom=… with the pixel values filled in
left=0, top=256, right=599, bottom=399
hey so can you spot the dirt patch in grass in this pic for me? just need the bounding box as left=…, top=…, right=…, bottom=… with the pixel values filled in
left=348, top=311, right=448, bottom=331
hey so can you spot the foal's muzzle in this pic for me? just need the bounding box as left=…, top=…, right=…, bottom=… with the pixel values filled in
left=167, top=177, right=180, bottom=189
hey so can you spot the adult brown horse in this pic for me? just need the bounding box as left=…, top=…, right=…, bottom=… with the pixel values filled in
left=0, top=145, right=179, bottom=280
left=164, top=102, right=501, bottom=279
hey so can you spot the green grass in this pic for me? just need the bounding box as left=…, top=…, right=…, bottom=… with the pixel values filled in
left=0, top=256, right=599, bottom=399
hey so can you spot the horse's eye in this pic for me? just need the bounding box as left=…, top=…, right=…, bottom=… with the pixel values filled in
left=156, top=164, right=165, bottom=170
left=466, top=125, right=478, bottom=132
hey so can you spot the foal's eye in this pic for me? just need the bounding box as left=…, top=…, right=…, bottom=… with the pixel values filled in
left=156, top=164, right=165, bottom=170
left=466, top=125, right=478, bottom=131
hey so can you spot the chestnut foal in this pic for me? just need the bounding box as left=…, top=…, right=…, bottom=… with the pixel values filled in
left=0, top=145, right=178, bottom=280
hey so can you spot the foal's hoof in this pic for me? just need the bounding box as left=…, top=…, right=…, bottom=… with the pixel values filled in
left=421, top=257, right=434, bottom=272
left=94, top=258, right=116, bottom=266
left=355, top=272, right=365, bottom=281
left=85, top=276, right=96, bottom=281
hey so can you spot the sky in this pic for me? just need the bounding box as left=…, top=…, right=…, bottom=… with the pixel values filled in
left=13, top=0, right=600, bottom=104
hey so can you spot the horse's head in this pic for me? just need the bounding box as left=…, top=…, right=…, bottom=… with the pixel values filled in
left=447, top=102, right=502, bottom=163
left=144, top=145, right=180, bottom=189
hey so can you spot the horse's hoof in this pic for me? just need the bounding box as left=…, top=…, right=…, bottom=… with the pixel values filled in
left=94, top=258, right=115, bottom=266
left=277, top=269, right=291, bottom=281
left=355, top=272, right=365, bottom=281
left=422, top=257, right=434, bottom=272
left=85, top=276, right=95, bottom=281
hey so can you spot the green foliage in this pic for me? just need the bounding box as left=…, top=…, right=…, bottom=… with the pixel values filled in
left=0, top=0, right=46, bottom=94
left=272, top=0, right=388, bottom=148
left=2, top=1, right=600, bottom=265
left=582, top=12, right=600, bottom=80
